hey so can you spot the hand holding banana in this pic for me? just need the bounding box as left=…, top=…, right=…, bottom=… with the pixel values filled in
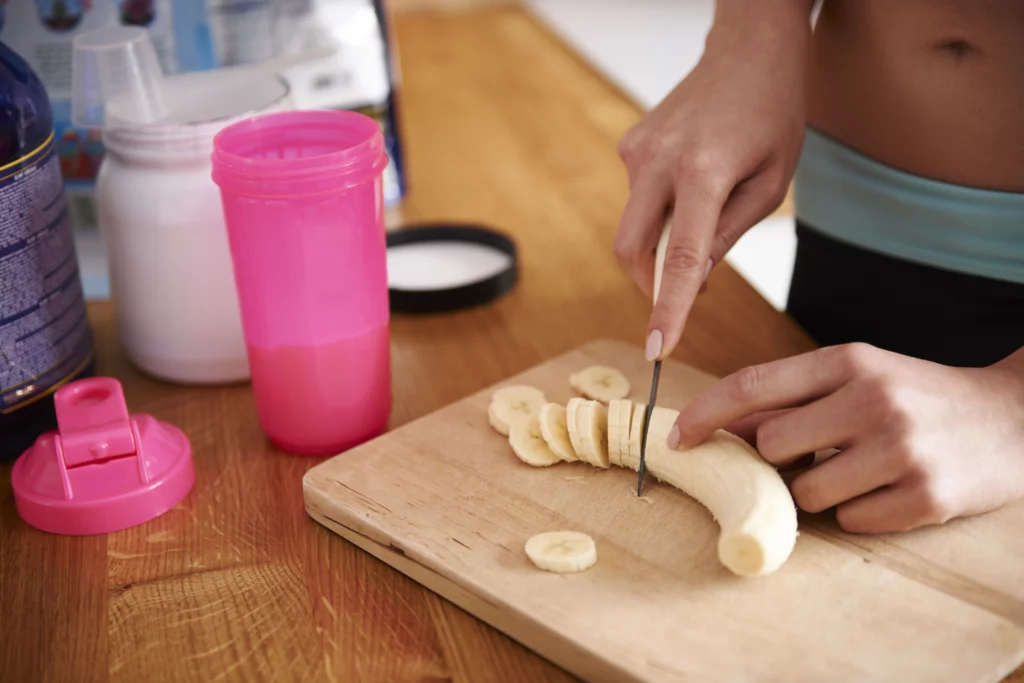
left=667, top=343, right=1024, bottom=534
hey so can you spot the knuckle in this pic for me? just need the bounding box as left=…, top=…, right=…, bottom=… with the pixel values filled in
left=790, top=475, right=827, bottom=513
left=674, top=149, right=731, bottom=194
left=728, top=365, right=767, bottom=405
left=913, top=483, right=953, bottom=526
left=861, top=377, right=914, bottom=436
left=679, top=148, right=724, bottom=180
left=861, top=375, right=896, bottom=406
left=830, top=341, right=879, bottom=376
left=887, top=438, right=922, bottom=474
left=612, top=233, right=633, bottom=263
left=754, top=419, right=782, bottom=461
left=664, top=240, right=705, bottom=274
left=835, top=505, right=866, bottom=533
left=617, top=128, right=649, bottom=165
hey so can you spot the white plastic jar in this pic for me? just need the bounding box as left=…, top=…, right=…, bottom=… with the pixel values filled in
left=96, top=69, right=292, bottom=384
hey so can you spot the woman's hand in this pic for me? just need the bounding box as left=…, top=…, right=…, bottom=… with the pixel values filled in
left=614, top=0, right=814, bottom=362
left=668, top=343, right=1024, bottom=533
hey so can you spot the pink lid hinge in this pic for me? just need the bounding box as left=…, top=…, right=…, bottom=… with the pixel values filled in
left=51, top=378, right=149, bottom=499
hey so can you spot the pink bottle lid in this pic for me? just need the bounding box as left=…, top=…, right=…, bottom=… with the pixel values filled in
left=11, top=377, right=195, bottom=535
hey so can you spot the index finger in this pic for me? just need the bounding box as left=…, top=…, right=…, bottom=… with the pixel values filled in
left=670, top=346, right=857, bottom=450
left=648, top=179, right=725, bottom=360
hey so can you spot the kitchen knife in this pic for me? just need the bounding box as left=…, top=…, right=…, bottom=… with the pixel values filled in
left=637, top=221, right=672, bottom=496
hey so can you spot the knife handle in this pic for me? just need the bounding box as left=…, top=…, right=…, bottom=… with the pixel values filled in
left=652, top=219, right=671, bottom=305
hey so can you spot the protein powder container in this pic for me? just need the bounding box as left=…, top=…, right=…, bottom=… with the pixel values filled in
left=0, top=41, right=95, bottom=461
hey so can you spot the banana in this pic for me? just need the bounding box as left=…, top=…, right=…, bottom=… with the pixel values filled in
left=566, top=397, right=586, bottom=459
left=488, top=385, right=547, bottom=436
left=623, top=402, right=645, bottom=471
left=620, top=406, right=798, bottom=578
left=618, top=400, right=633, bottom=468
left=509, top=412, right=563, bottom=467
left=569, top=365, right=630, bottom=403
left=538, top=403, right=578, bottom=462
left=574, top=399, right=610, bottom=468
left=524, top=530, right=597, bottom=573
left=488, top=378, right=798, bottom=577
left=606, top=400, right=622, bottom=466
left=606, top=399, right=631, bottom=467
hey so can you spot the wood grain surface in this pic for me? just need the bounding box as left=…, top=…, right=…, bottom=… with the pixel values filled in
left=1, top=4, right=1019, bottom=682
left=304, top=338, right=1024, bottom=683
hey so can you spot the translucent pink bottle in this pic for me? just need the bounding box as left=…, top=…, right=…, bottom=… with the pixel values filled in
left=211, top=110, right=391, bottom=455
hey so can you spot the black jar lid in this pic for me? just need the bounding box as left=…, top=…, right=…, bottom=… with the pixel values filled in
left=386, top=223, right=518, bottom=313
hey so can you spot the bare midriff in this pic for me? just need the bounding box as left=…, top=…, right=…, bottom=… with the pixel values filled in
left=807, top=0, right=1024, bottom=193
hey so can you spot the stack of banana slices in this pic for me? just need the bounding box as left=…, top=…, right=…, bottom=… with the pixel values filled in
left=486, top=365, right=800, bottom=578
left=487, top=365, right=632, bottom=469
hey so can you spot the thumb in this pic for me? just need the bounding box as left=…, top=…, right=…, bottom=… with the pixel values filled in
left=647, top=181, right=727, bottom=361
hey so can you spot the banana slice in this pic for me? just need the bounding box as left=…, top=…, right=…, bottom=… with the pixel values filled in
left=488, top=385, right=547, bottom=436
left=618, top=399, right=634, bottom=467
left=606, top=400, right=622, bottom=466
left=524, top=530, right=597, bottom=573
left=538, top=403, right=577, bottom=462
left=624, top=402, right=646, bottom=470
left=574, top=400, right=609, bottom=468
left=569, top=365, right=630, bottom=402
left=509, top=412, right=563, bottom=467
left=566, top=397, right=586, bottom=459
left=607, top=399, right=631, bottom=467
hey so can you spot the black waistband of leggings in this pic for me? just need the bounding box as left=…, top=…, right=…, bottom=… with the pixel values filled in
left=785, top=221, right=1024, bottom=368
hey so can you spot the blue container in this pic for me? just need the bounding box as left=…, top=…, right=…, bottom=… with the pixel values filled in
left=0, top=40, right=95, bottom=461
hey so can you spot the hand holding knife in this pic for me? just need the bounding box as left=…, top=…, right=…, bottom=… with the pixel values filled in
left=637, top=220, right=672, bottom=496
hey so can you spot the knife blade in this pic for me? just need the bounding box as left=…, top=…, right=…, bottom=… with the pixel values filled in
left=637, top=221, right=672, bottom=496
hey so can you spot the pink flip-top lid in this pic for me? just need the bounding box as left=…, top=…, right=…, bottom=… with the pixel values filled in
left=11, top=377, right=195, bottom=535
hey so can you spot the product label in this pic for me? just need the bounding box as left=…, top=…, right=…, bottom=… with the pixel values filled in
left=0, top=134, right=93, bottom=413
left=0, top=0, right=216, bottom=234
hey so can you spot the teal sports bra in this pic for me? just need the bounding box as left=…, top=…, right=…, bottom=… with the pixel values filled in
left=792, top=126, right=1024, bottom=285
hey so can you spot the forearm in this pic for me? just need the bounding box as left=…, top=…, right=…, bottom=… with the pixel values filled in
left=707, top=0, right=816, bottom=54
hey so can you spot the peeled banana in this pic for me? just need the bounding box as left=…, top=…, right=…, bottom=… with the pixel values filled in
left=622, top=405, right=798, bottom=577
left=485, top=367, right=799, bottom=577
left=524, top=530, right=597, bottom=573
left=569, top=365, right=630, bottom=402
left=488, top=385, right=547, bottom=436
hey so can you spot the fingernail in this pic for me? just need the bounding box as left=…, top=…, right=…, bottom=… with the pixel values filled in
left=645, top=329, right=663, bottom=361
left=703, top=258, right=714, bottom=281
left=667, top=424, right=680, bottom=450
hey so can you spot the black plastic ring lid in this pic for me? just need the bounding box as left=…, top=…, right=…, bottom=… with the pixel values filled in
left=386, top=223, right=518, bottom=313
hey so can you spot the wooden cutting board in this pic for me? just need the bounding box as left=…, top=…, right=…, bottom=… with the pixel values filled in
left=303, top=339, right=1024, bottom=683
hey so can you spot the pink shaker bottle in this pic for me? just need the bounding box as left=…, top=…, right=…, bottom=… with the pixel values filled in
left=211, top=110, right=391, bottom=455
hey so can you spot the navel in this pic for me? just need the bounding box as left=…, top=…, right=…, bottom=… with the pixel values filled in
left=932, top=38, right=982, bottom=61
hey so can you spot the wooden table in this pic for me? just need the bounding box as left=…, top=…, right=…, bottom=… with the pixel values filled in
left=2, top=4, right=1018, bottom=682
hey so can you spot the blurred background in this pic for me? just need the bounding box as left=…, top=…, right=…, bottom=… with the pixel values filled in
left=2, top=0, right=795, bottom=311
